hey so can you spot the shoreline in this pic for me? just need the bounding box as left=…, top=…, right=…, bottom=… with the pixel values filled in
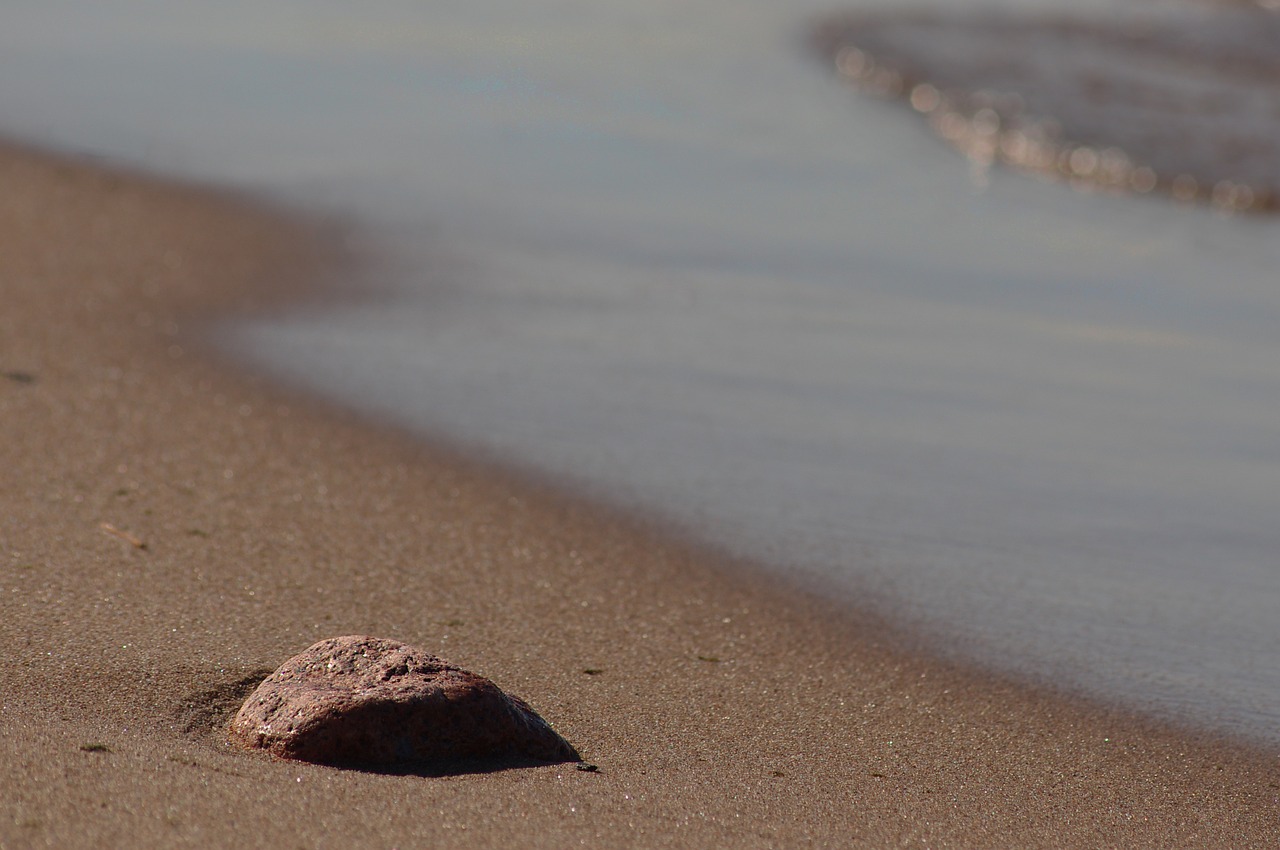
left=2, top=140, right=1277, bottom=847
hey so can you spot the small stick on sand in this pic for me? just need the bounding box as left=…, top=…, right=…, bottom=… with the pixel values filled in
left=99, top=522, right=148, bottom=550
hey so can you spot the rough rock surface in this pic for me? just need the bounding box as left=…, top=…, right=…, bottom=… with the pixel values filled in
left=228, top=636, right=579, bottom=767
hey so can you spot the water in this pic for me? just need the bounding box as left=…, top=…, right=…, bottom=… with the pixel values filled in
left=5, top=0, right=1280, bottom=743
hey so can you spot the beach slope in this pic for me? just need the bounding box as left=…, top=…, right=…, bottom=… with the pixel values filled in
left=1, top=142, right=1277, bottom=848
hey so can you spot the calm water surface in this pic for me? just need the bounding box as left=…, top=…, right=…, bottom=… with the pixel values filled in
left=5, top=0, right=1280, bottom=743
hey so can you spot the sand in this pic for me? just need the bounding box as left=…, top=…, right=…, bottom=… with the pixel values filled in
left=1, top=139, right=1277, bottom=848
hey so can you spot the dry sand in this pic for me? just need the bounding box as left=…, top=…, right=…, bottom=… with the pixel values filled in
left=1, top=139, right=1277, bottom=848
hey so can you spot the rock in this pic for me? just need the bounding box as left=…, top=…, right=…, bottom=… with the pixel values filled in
left=228, top=635, right=579, bottom=767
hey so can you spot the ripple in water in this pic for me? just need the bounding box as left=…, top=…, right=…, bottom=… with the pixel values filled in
left=812, top=6, right=1280, bottom=212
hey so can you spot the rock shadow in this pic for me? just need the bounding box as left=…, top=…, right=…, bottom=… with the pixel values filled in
left=174, top=668, right=275, bottom=742
left=304, top=753, right=583, bottom=778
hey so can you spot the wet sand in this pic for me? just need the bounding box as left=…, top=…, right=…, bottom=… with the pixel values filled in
left=1, top=140, right=1277, bottom=848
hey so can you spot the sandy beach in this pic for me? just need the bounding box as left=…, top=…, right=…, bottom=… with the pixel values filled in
left=2, top=140, right=1278, bottom=848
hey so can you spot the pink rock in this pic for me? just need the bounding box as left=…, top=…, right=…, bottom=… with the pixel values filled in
left=228, top=636, right=578, bottom=767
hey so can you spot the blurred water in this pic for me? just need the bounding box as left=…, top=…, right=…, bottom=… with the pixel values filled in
left=5, top=0, right=1280, bottom=743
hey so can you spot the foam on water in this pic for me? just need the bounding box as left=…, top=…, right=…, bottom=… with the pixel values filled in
left=5, top=0, right=1280, bottom=742
left=814, top=7, right=1280, bottom=211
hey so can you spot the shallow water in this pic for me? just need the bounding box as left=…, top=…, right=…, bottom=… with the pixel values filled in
left=5, top=0, right=1280, bottom=743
